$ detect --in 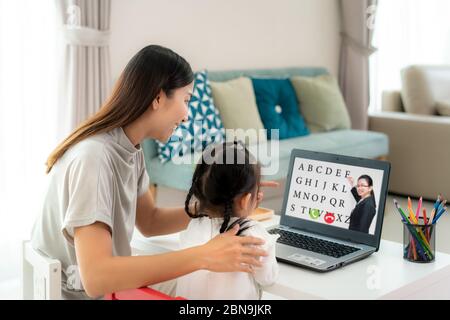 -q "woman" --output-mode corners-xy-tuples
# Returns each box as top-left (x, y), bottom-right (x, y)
(31, 45), (276, 299)
(346, 175), (377, 233)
